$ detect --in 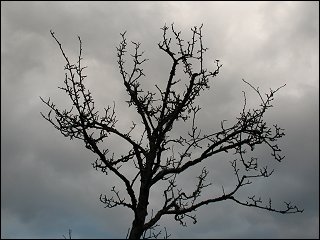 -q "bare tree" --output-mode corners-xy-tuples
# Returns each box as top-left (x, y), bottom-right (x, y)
(62, 229), (72, 239)
(41, 24), (303, 239)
